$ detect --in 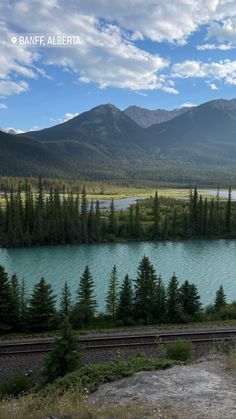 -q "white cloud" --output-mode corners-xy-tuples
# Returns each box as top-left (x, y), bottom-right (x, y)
(172, 59), (236, 86)
(64, 112), (79, 121)
(0, 127), (24, 134)
(206, 18), (236, 44)
(0, 103), (7, 109)
(181, 102), (197, 107)
(1, 0), (236, 96)
(207, 82), (218, 90)
(76, 0), (236, 44)
(0, 1), (173, 93)
(0, 80), (29, 97)
(197, 43), (234, 50)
